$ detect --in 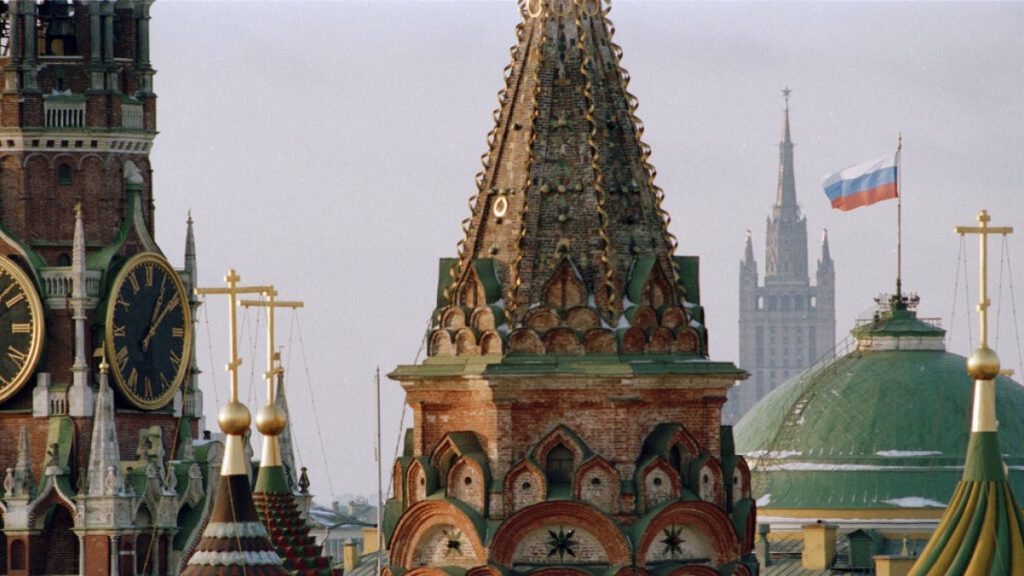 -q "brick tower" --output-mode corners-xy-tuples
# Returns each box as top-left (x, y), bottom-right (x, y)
(728, 91), (835, 423)
(0, 2), (216, 574)
(385, 1), (757, 575)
